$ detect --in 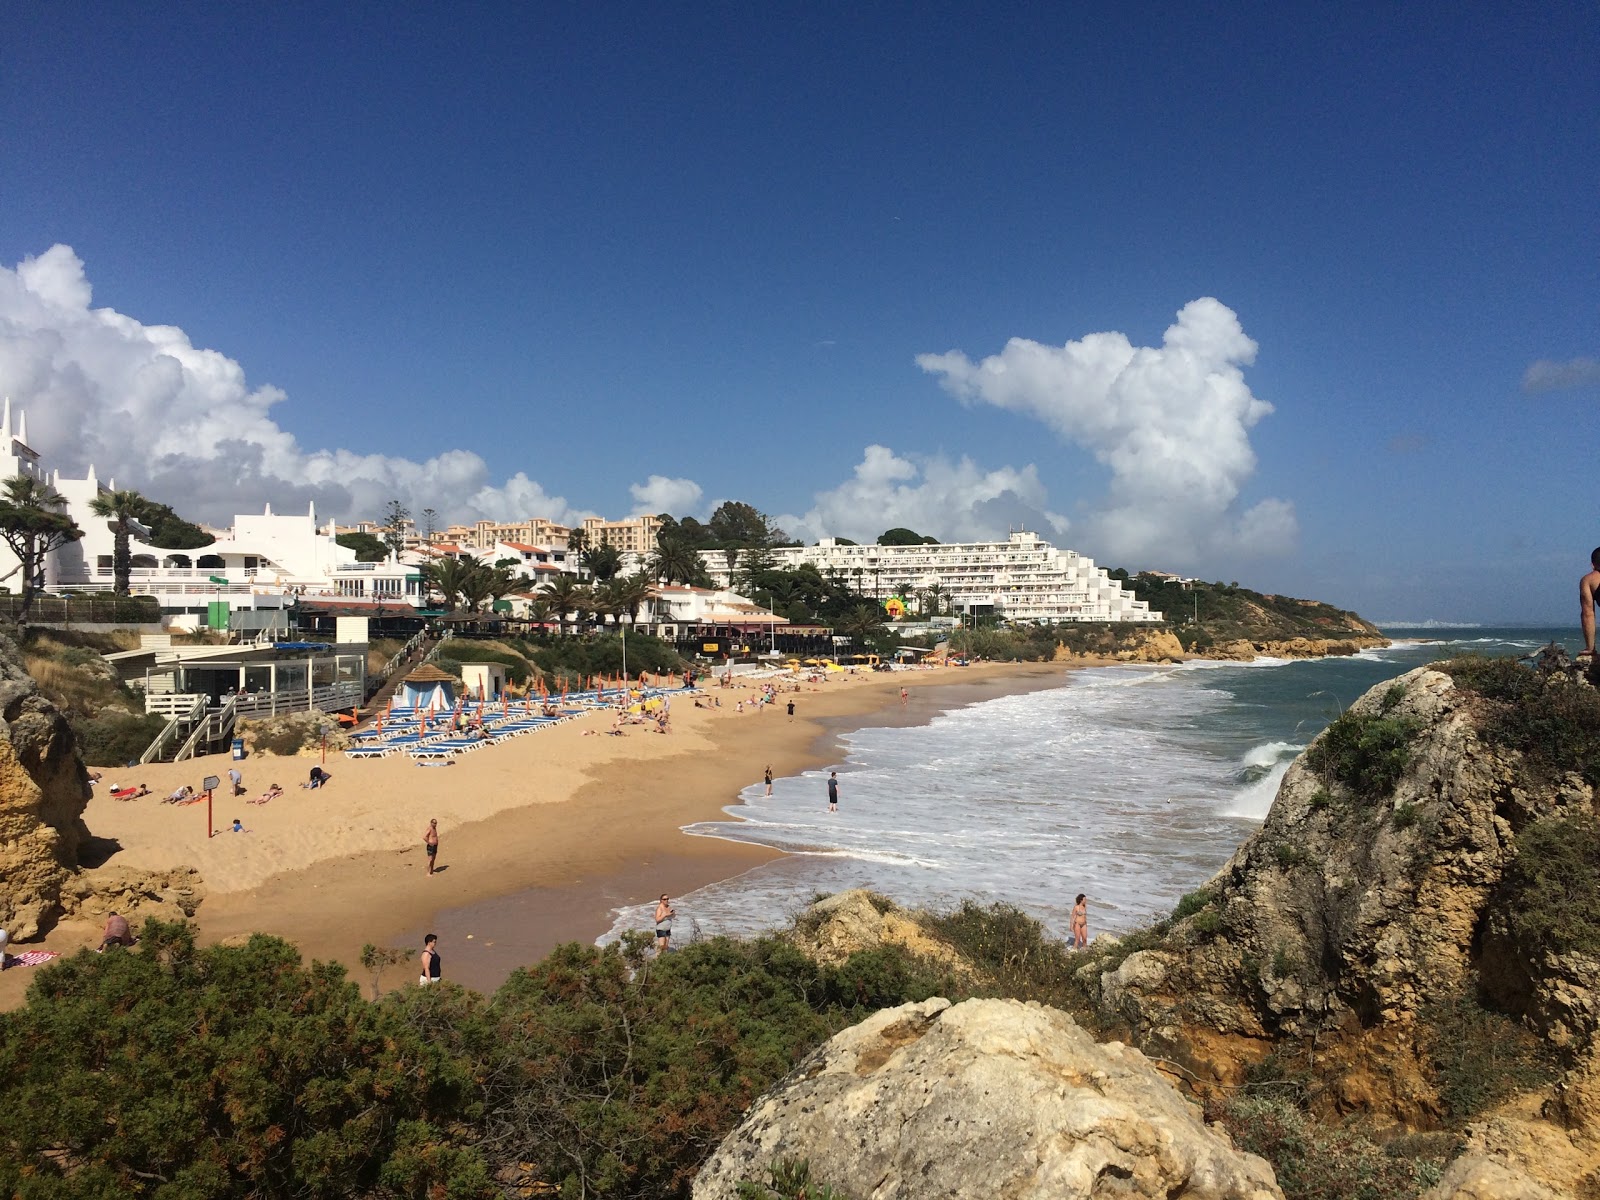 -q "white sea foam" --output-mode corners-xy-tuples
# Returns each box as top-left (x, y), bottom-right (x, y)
(599, 628), (1573, 950)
